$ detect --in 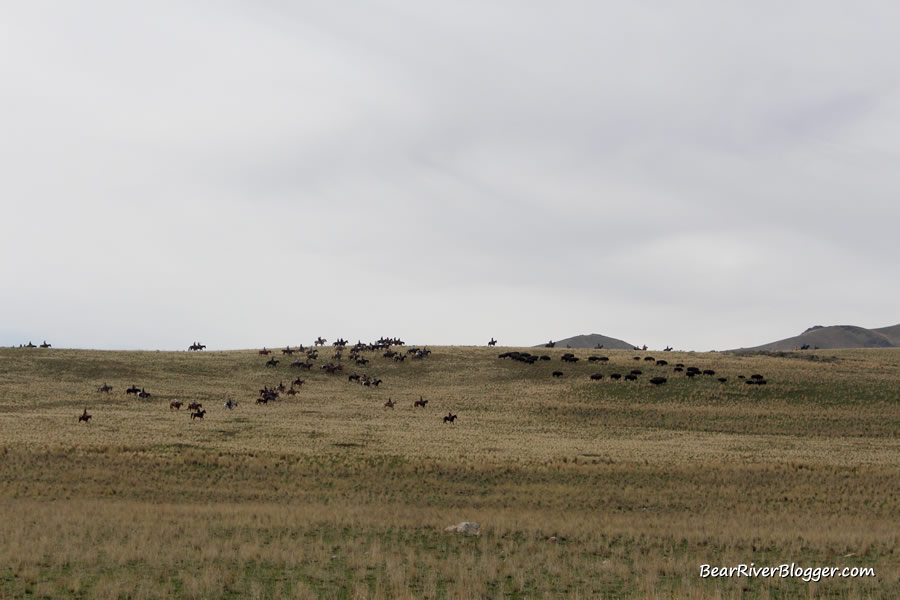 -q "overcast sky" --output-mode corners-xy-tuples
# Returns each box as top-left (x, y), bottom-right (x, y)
(2, 1), (899, 351)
